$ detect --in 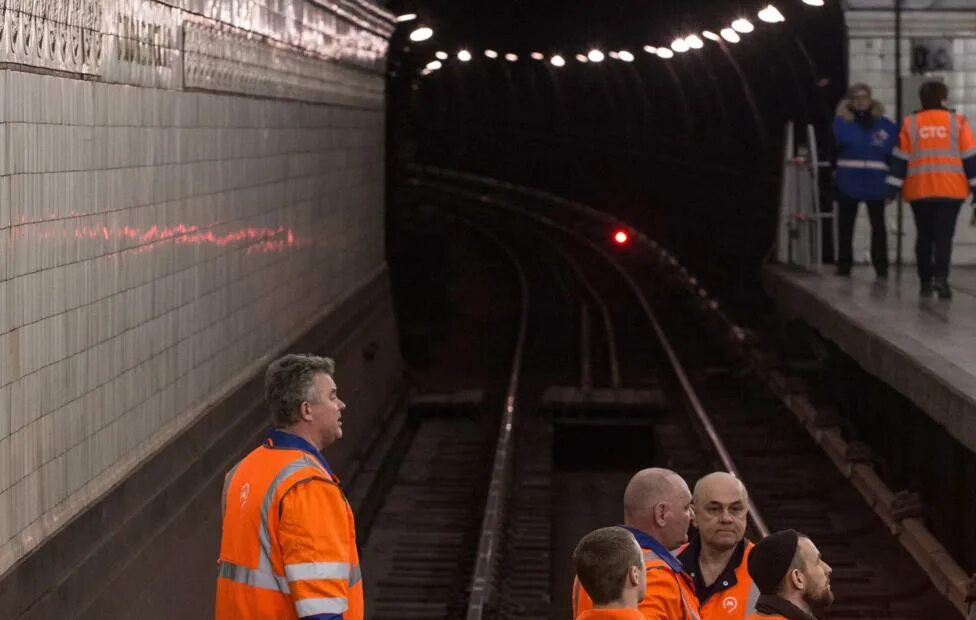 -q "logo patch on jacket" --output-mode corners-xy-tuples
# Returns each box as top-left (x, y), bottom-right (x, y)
(722, 596), (738, 612)
(871, 129), (890, 147)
